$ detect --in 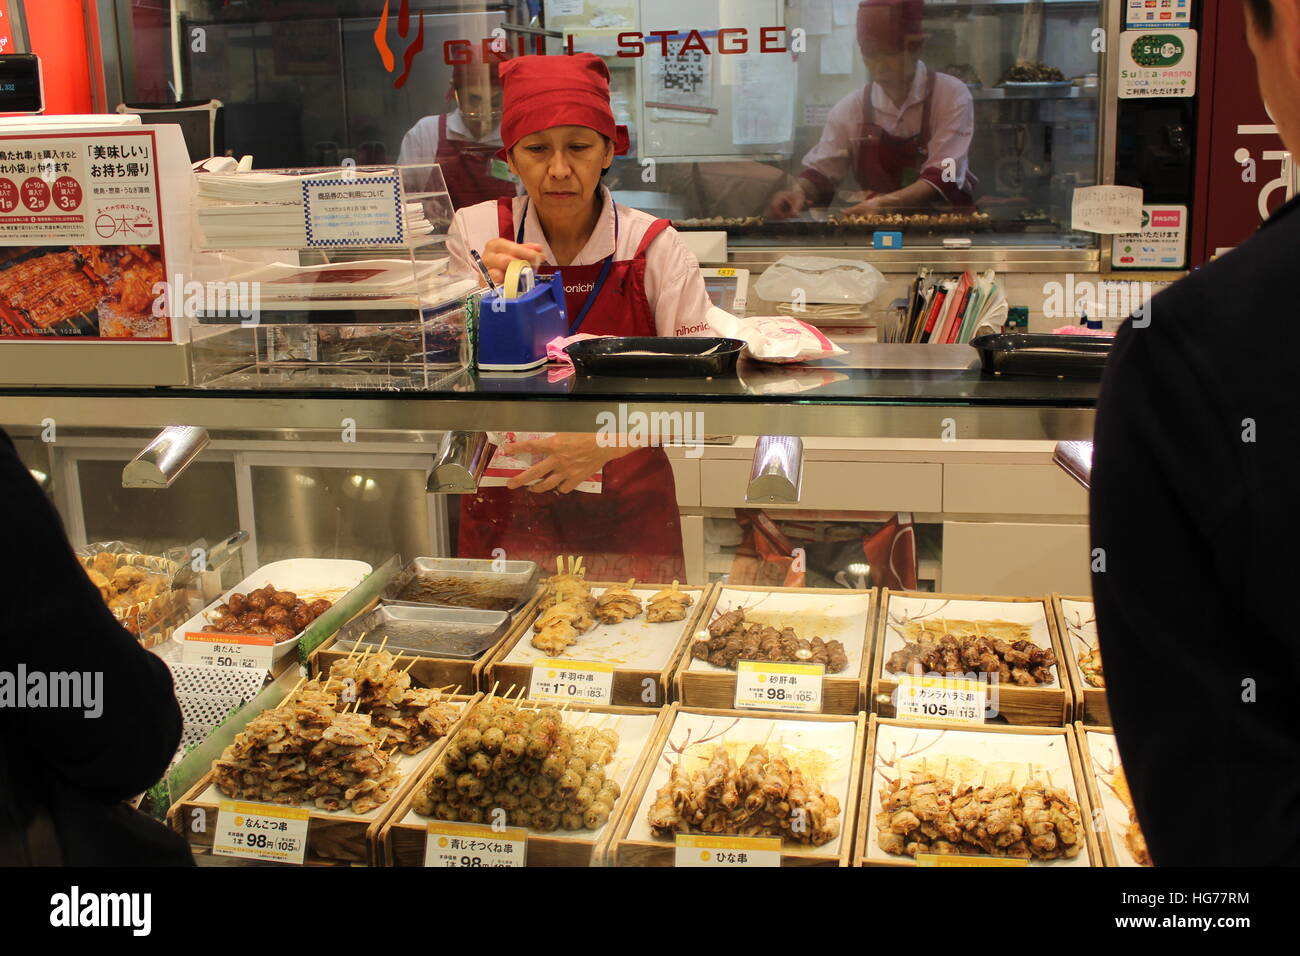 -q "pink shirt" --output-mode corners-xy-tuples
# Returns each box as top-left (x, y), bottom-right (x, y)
(446, 186), (715, 336)
(800, 63), (975, 202)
